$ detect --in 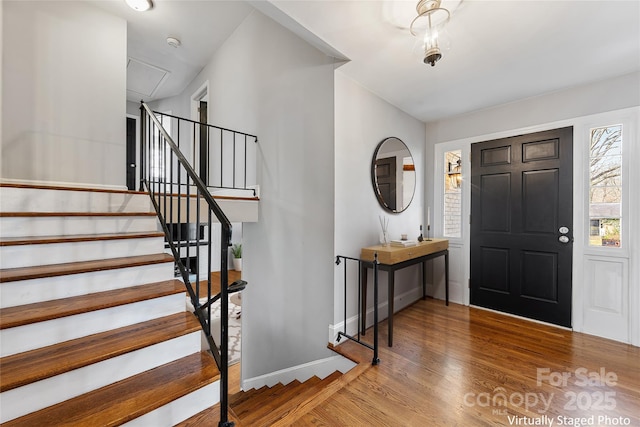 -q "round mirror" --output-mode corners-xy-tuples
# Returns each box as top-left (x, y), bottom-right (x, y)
(371, 137), (416, 213)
